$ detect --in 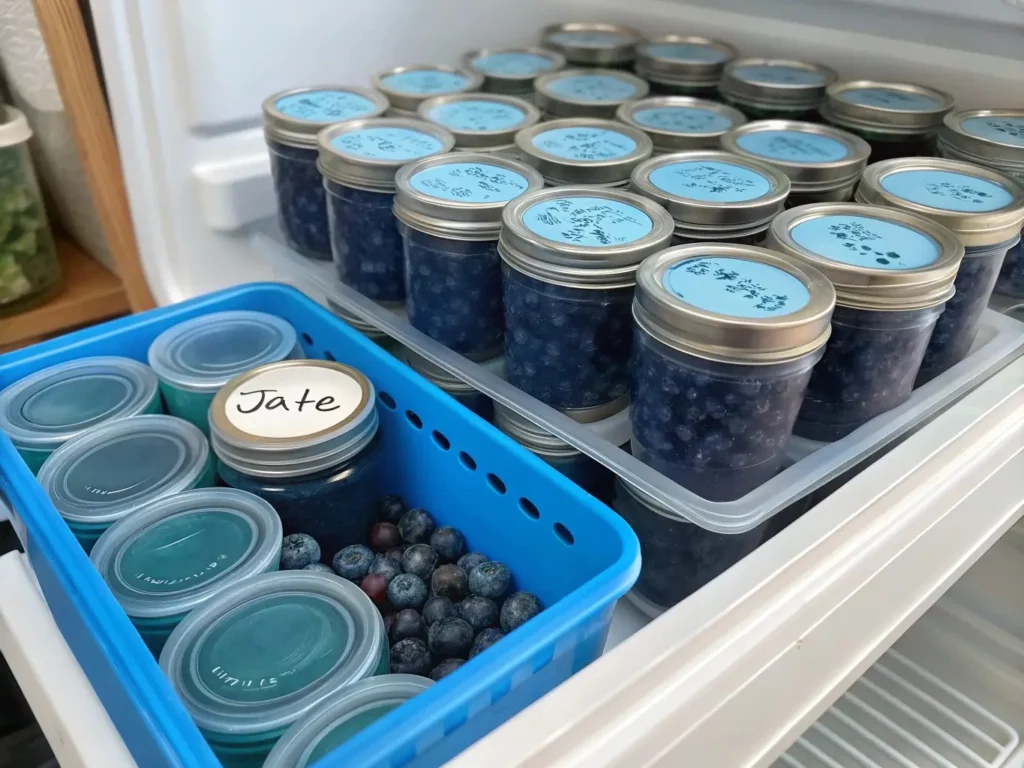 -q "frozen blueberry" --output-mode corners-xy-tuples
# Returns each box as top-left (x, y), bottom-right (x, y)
(422, 596), (456, 627)
(500, 592), (543, 633)
(427, 617), (475, 660)
(430, 658), (466, 682)
(457, 596), (499, 633)
(457, 552), (488, 573)
(388, 573), (429, 610)
(332, 544), (374, 582)
(369, 522), (402, 552)
(379, 494), (408, 524)
(469, 627), (505, 659)
(468, 561), (511, 601)
(383, 613), (395, 635)
(267, 139), (331, 259)
(429, 527), (466, 564)
(390, 637), (433, 676)
(398, 508), (436, 545)
(401, 544), (438, 580)
(389, 609), (426, 644)
(302, 562), (335, 574)
(385, 546), (407, 563)
(995, 237), (1024, 298)
(280, 533), (321, 570)
(431, 564), (469, 602)
(368, 555), (403, 584)
(360, 573), (389, 606)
